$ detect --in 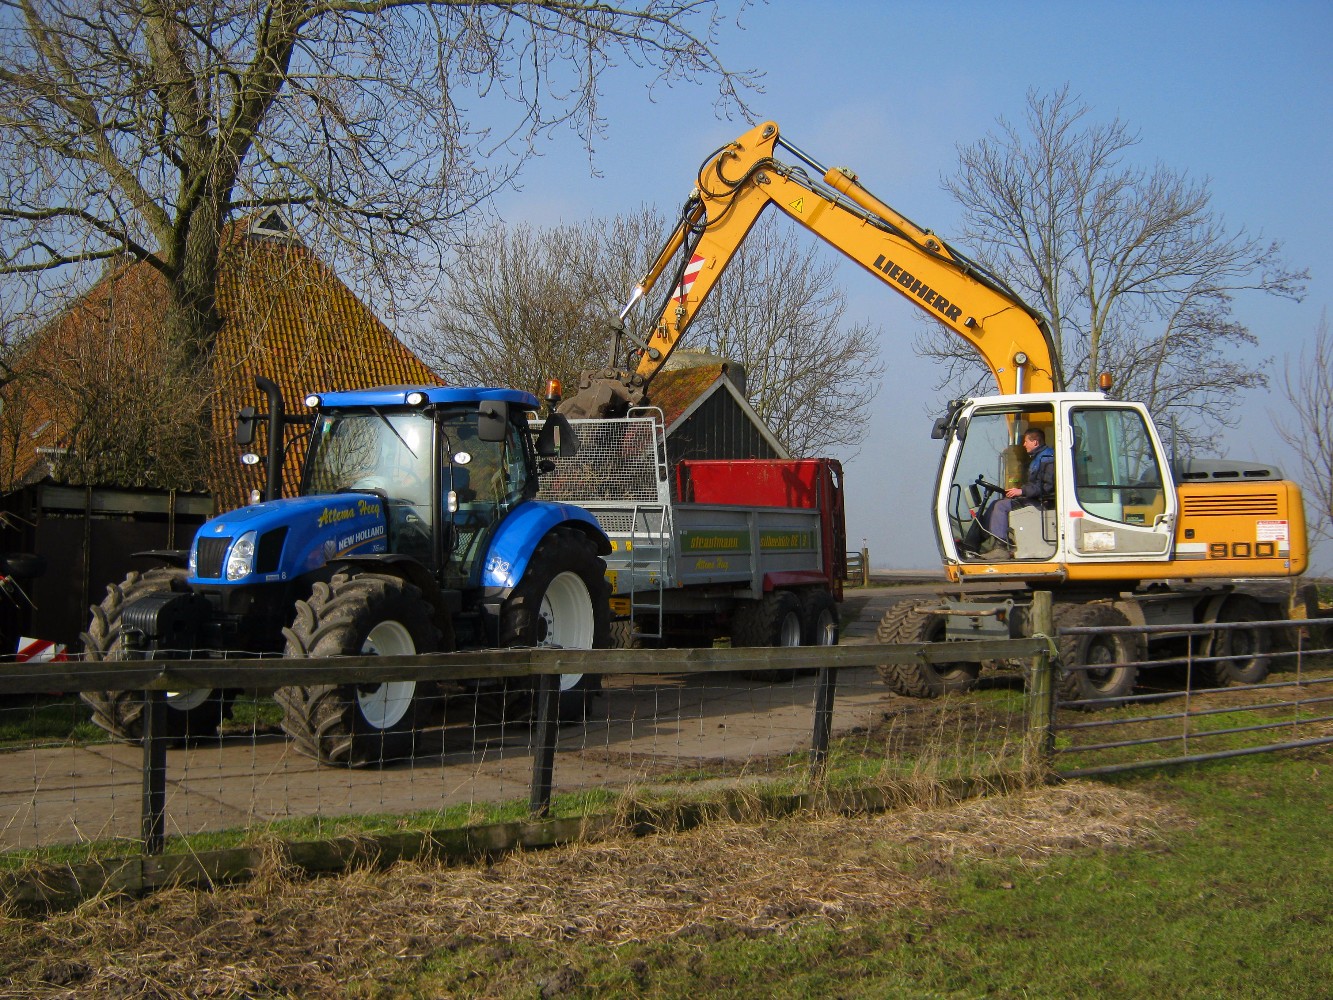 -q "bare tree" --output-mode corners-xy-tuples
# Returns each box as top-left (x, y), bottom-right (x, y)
(679, 214), (884, 456)
(414, 208), (666, 394)
(415, 210), (884, 455)
(0, 264), (213, 491)
(1277, 312), (1333, 545)
(0, 0), (757, 360)
(919, 86), (1307, 453)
